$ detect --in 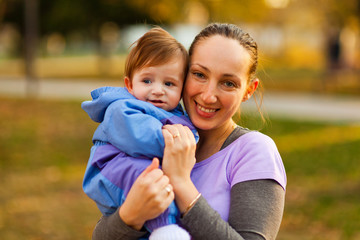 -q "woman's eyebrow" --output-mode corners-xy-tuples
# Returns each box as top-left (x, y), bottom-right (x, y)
(222, 73), (240, 79)
(191, 63), (242, 81)
(190, 63), (210, 72)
